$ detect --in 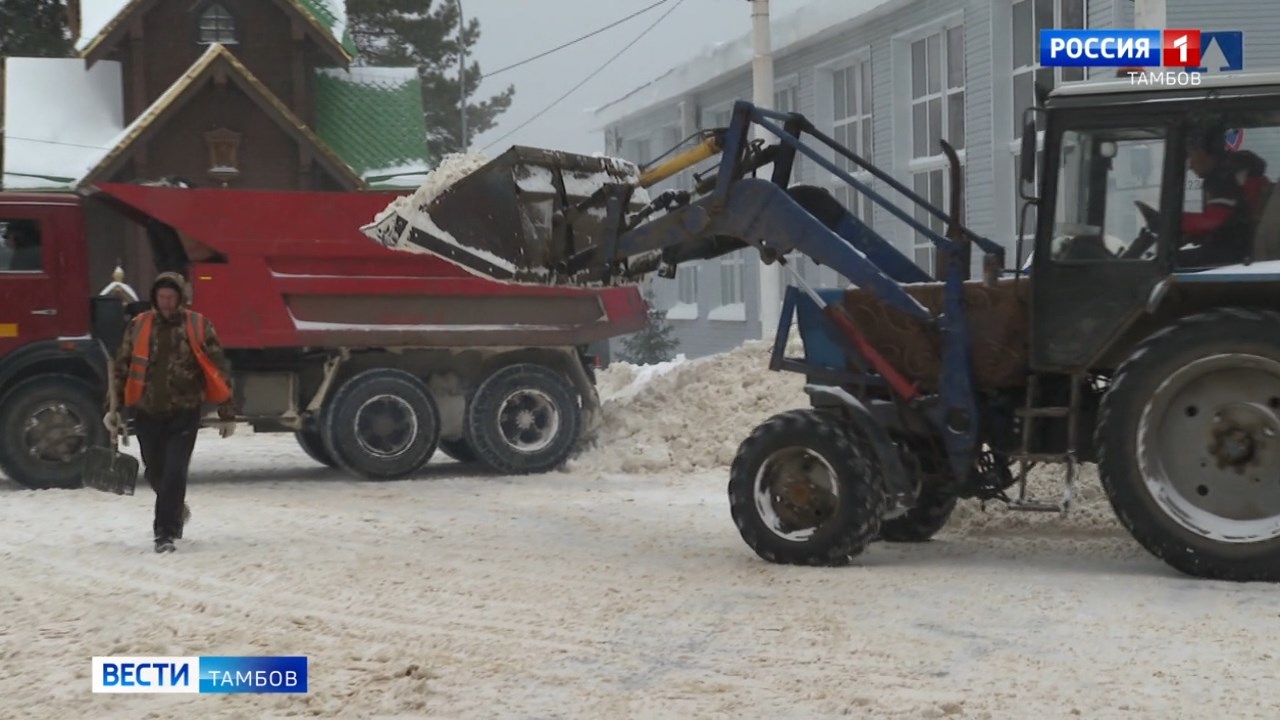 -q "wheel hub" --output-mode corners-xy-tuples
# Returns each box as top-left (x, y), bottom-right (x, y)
(23, 402), (89, 462)
(353, 394), (418, 459)
(498, 389), (560, 454)
(754, 447), (839, 541)
(1138, 354), (1280, 543)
